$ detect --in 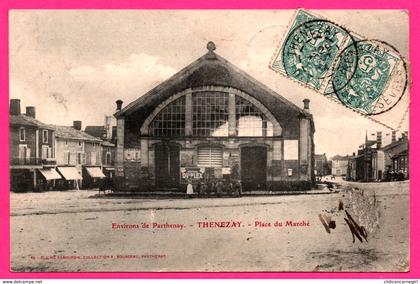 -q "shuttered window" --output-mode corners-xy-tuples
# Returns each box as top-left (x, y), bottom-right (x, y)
(197, 146), (223, 168)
